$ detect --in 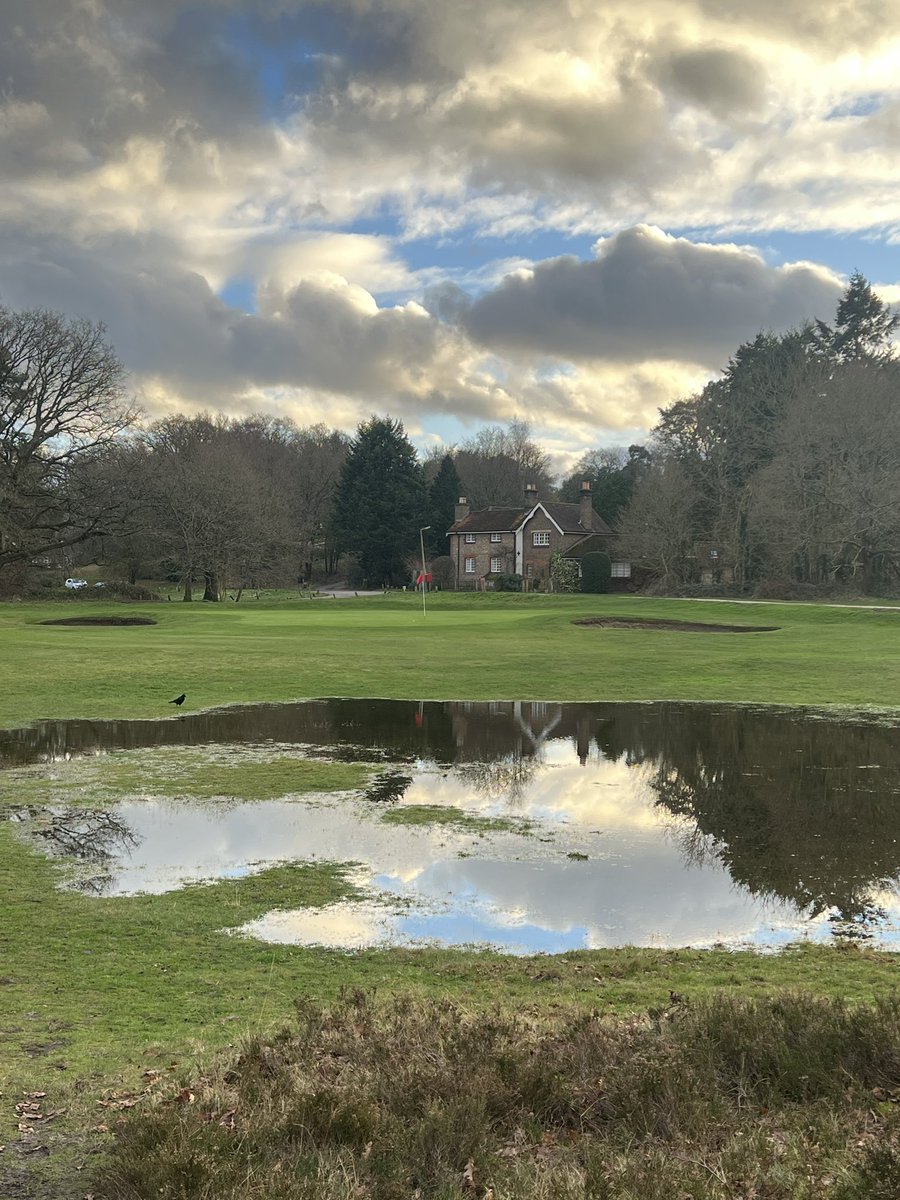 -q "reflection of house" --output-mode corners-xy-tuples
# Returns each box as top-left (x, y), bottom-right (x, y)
(447, 482), (630, 589)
